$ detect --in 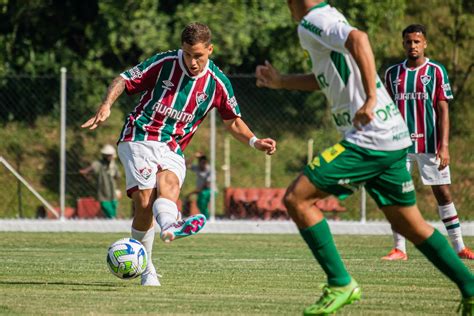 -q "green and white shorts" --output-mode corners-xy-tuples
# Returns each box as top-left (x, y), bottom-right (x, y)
(303, 140), (416, 208)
